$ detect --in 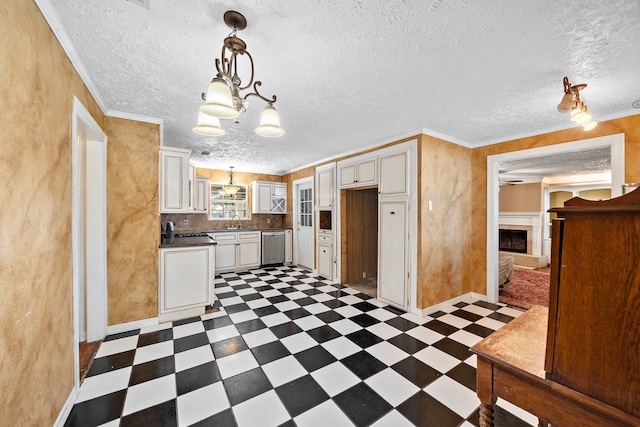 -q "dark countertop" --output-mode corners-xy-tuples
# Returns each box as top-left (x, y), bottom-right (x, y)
(159, 235), (216, 249)
(205, 228), (291, 233)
